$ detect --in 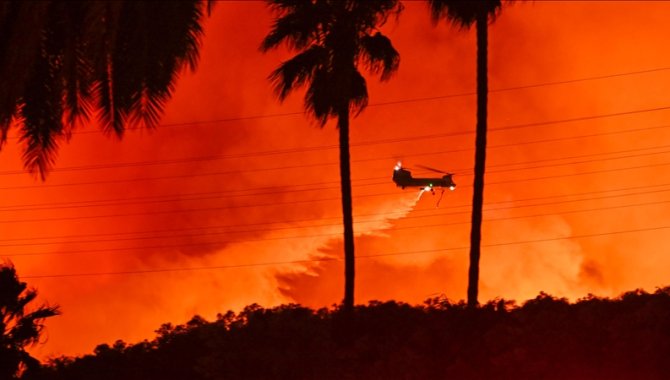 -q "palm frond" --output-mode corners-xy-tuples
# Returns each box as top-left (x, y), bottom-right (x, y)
(12, 290), (38, 318)
(19, 38), (65, 179)
(8, 304), (59, 346)
(96, 1), (206, 132)
(128, 86), (173, 130)
(0, 1), (49, 141)
(92, 1), (124, 136)
(260, 0), (328, 52)
(110, 2), (150, 130)
(305, 67), (337, 126)
(56, 1), (96, 130)
(352, 0), (403, 30)
(0, 0), (210, 175)
(360, 32), (399, 81)
(156, 0), (206, 72)
(94, 57), (125, 136)
(269, 45), (327, 101)
(348, 69), (369, 116)
(263, 0), (399, 130)
(0, 265), (25, 308)
(62, 46), (94, 130)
